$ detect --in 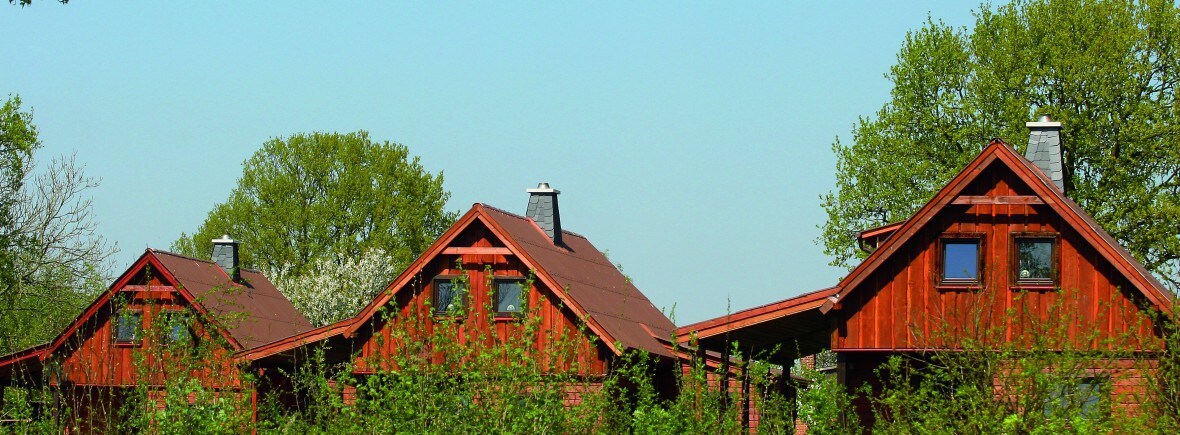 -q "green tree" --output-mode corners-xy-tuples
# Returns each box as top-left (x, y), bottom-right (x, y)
(0, 95), (112, 353)
(174, 131), (456, 291)
(821, 0), (1180, 291)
